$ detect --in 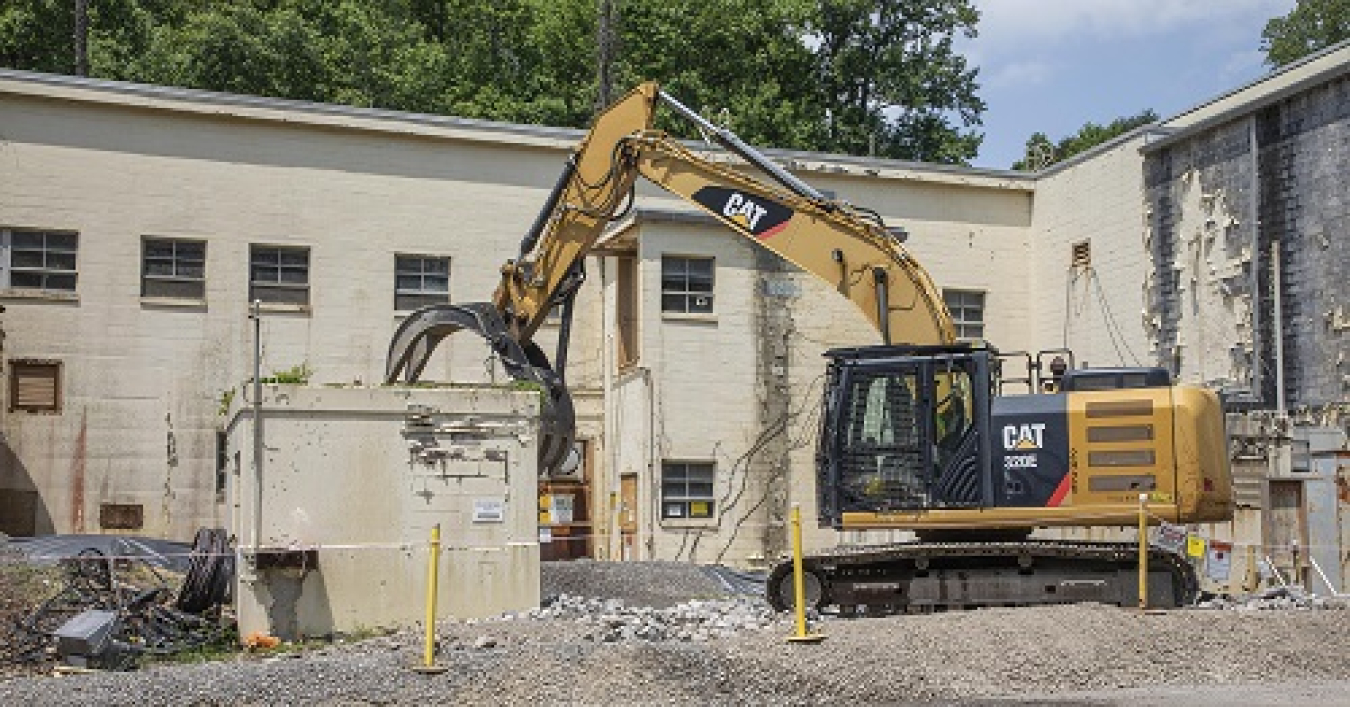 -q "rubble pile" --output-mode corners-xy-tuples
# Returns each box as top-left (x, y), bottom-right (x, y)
(515, 593), (780, 643)
(1196, 586), (1350, 611)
